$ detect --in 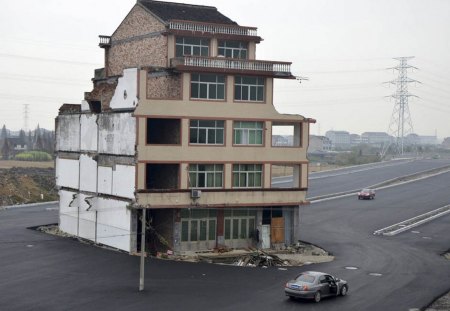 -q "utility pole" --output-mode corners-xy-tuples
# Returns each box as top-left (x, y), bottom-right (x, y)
(381, 57), (419, 158)
(23, 104), (29, 132)
(139, 208), (146, 291)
